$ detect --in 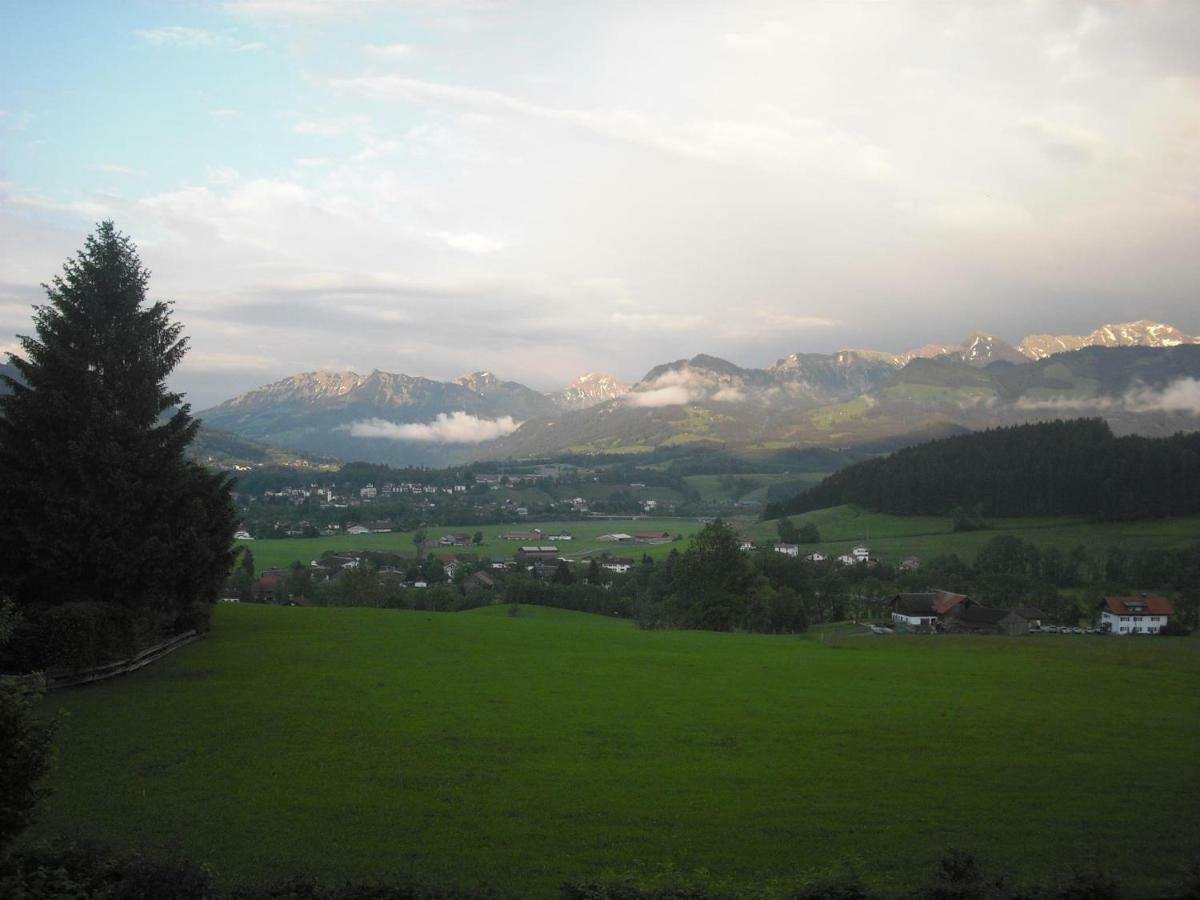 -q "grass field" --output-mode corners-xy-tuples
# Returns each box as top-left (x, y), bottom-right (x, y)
(237, 517), (715, 575)
(31, 604), (1200, 897)
(750, 505), (1200, 564)
(683, 472), (829, 505)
